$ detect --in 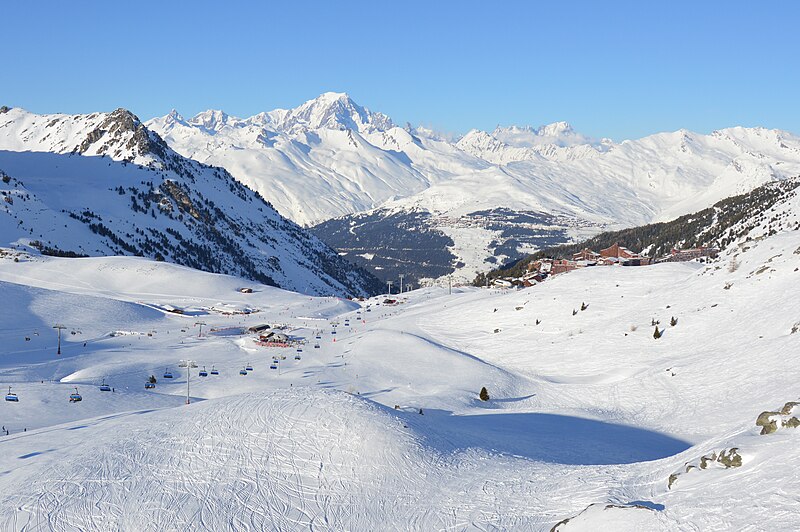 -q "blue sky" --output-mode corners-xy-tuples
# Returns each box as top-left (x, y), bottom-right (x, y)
(2, 1), (798, 140)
